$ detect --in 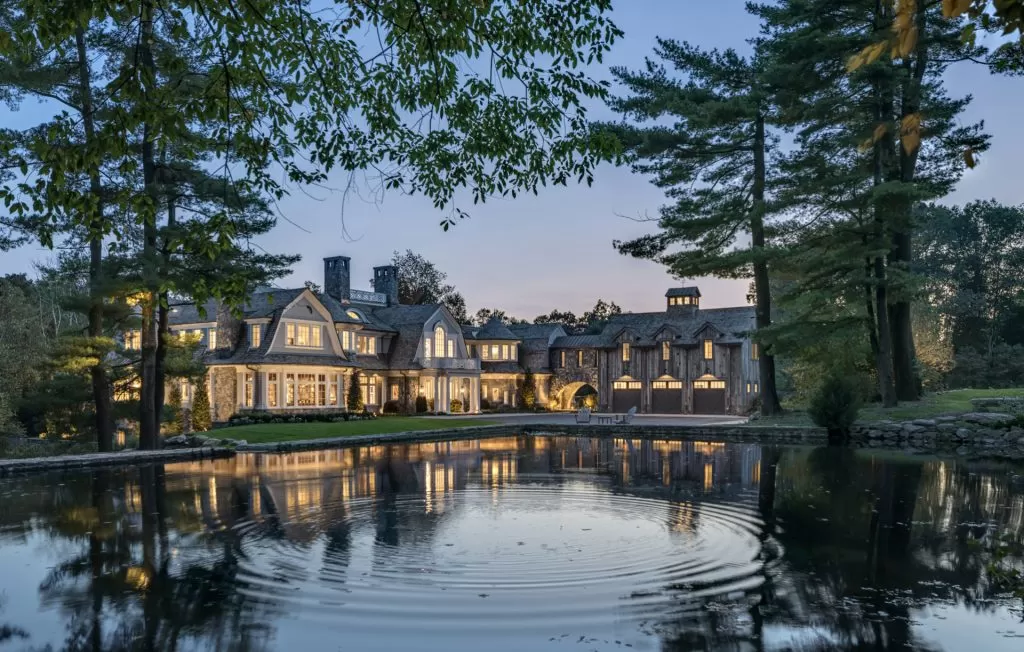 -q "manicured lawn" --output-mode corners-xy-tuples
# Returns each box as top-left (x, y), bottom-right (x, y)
(215, 417), (499, 444)
(761, 387), (1024, 427)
